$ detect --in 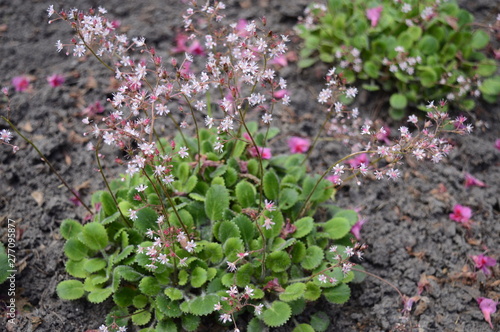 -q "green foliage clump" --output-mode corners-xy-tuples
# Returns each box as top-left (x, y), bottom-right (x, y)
(296, 0), (500, 118)
(57, 125), (362, 332)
